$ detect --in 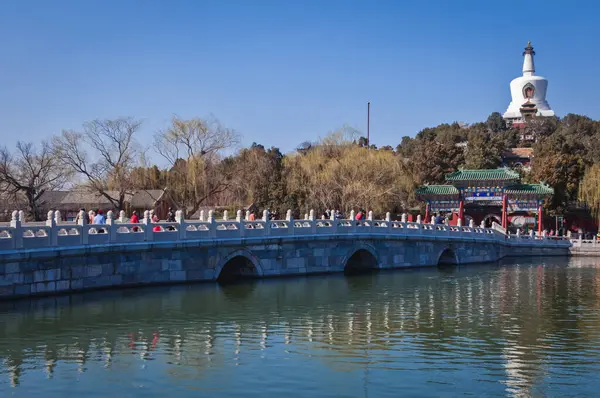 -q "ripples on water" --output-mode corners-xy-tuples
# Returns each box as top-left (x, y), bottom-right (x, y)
(2, 257), (600, 397)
